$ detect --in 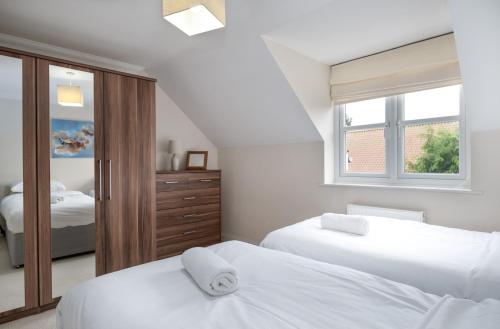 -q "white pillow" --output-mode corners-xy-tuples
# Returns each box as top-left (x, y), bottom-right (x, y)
(10, 180), (66, 193)
(10, 181), (24, 193)
(51, 181), (66, 192)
